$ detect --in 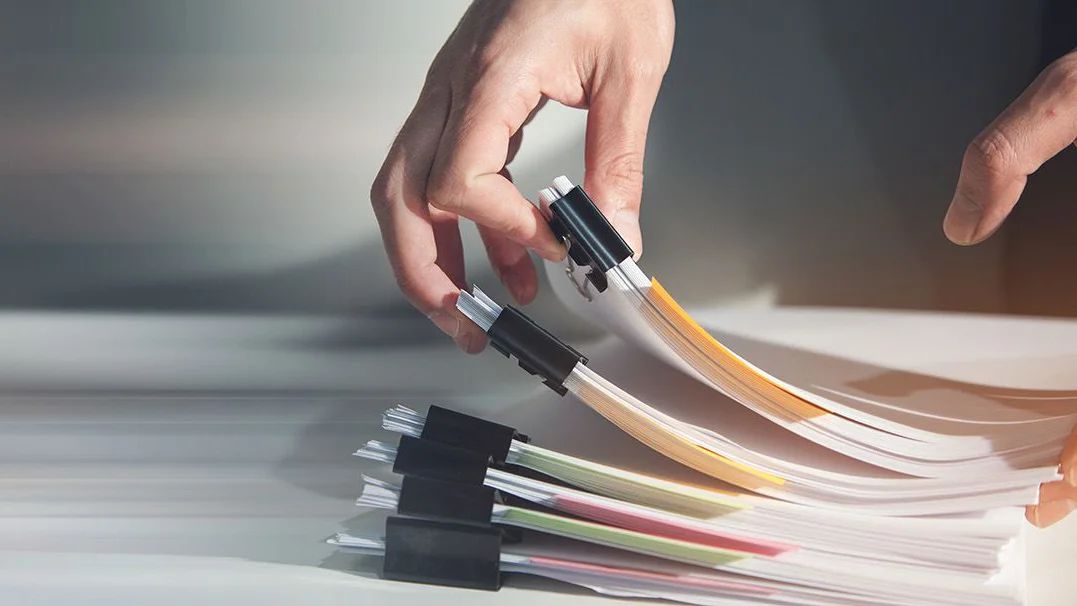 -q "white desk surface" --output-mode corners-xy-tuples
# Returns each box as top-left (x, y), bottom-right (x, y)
(1, 310), (1074, 606)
